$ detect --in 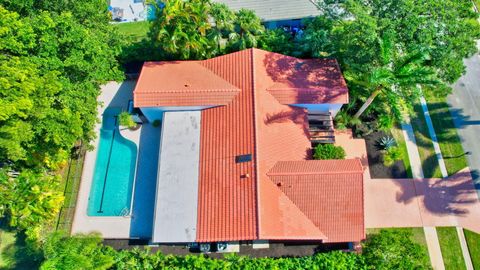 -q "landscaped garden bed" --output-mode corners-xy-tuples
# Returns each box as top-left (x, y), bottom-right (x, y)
(364, 131), (408, 179)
